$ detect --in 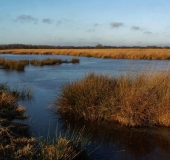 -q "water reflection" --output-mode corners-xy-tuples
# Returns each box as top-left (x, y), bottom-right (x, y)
(59, 117), (170, 159)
